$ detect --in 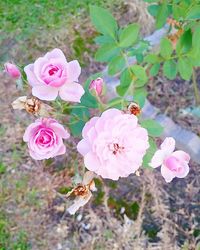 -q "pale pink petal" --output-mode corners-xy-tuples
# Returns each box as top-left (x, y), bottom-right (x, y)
(59, 82), (85, 102)
(32, 85), (59, 101)
(82, 117), (99, 138)
(23, 121), (41, 142)
(175, 163), (190, 178)
(45, 48), (67, 61)
(172, 150), (190, 163)
(84, 152), (101, 172)
(101, 108), (122, 119)
(49, 123), (70, 139)
(77, 139), (91, 156)
(55, 144), (66, 156)
(161, 164), (175, 183)
(67, 60), (81, 82)
(160, 137), (175, 155)
(33, 57), (49, 81)
(24, 64), (40, 86)
(149, 150), (166, 168)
